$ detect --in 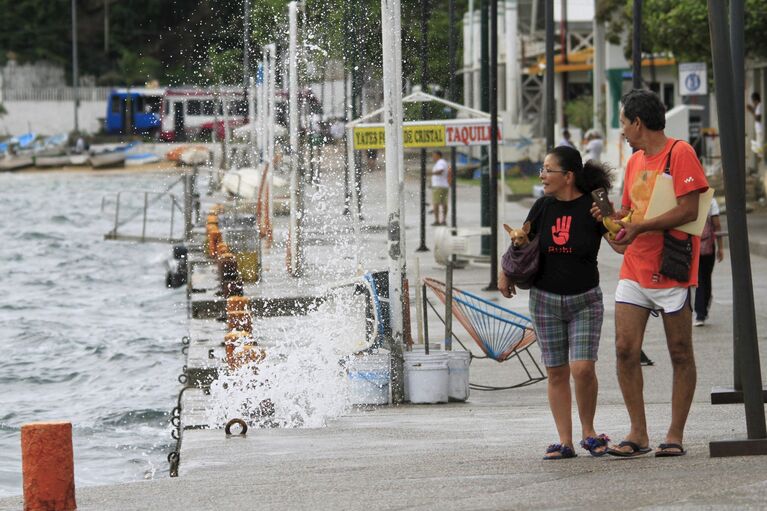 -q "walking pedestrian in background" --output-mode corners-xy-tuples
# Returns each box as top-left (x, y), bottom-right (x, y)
(694, 197), (725, 327)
